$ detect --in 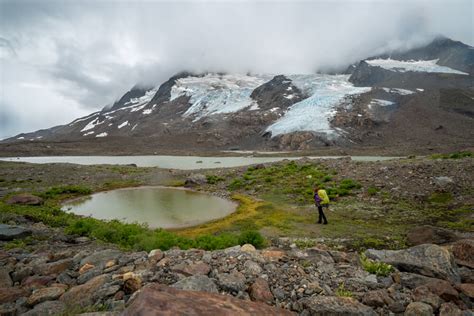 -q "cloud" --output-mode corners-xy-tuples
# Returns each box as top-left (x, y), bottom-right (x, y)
(0, 0), (472, 138)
